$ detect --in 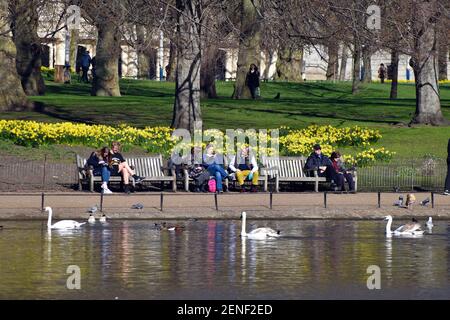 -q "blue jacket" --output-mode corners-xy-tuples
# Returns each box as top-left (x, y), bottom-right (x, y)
(80, 53), (91, 68)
